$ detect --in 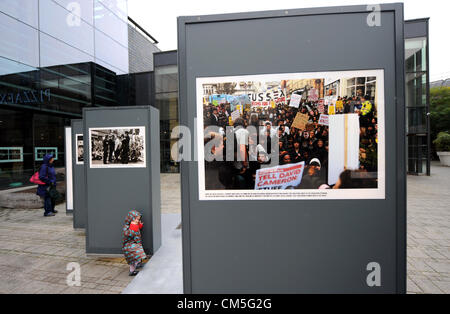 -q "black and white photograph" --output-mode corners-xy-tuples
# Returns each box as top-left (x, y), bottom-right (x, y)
(89, 127), (146, 168)
(76, 134), (84, 165)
